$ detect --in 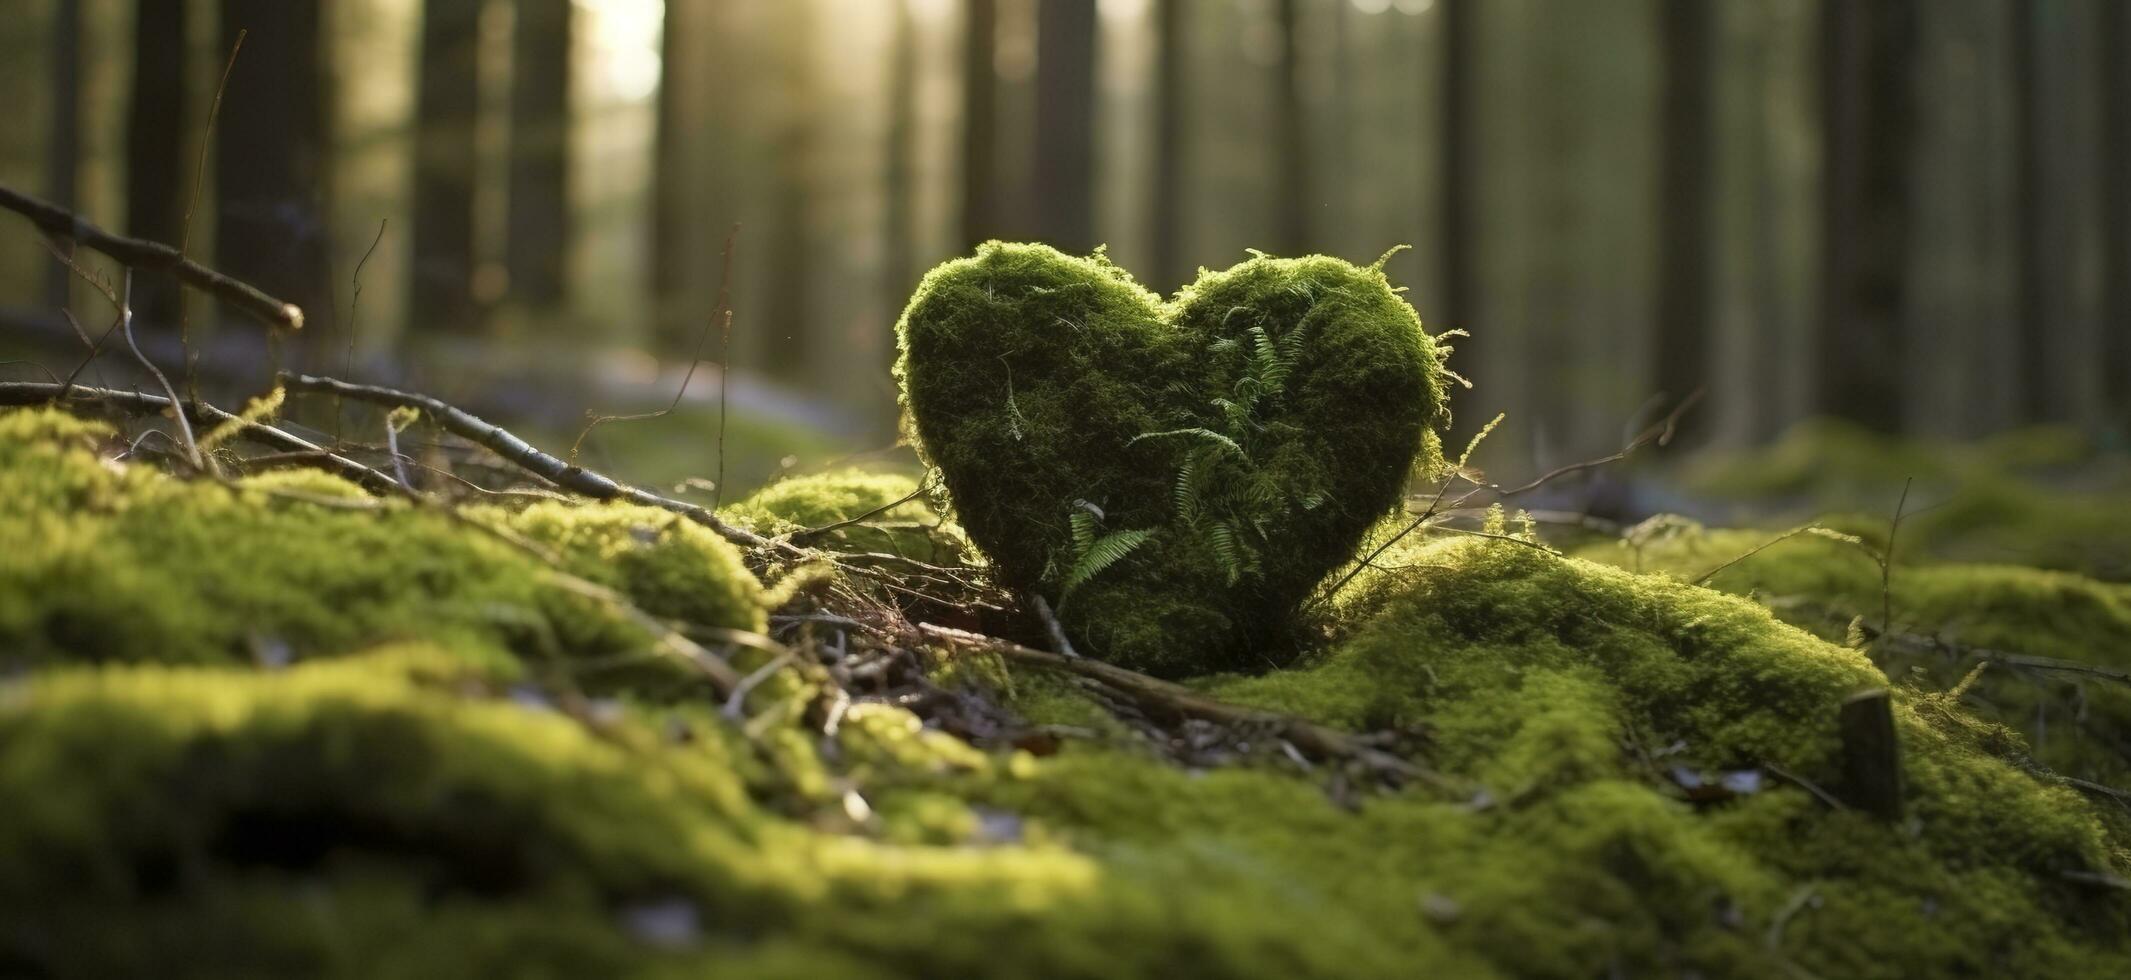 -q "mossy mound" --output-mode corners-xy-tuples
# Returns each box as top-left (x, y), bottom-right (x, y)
(5, 406), (2128, 978)
(1575, 520), (2131, 790)
(896, 242), (1449, 676)
(721, 468), (971, 565)
(0, 408), (763, 687)
(1684, 419), (2131, 580)
(978, 537), (2131, 977)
